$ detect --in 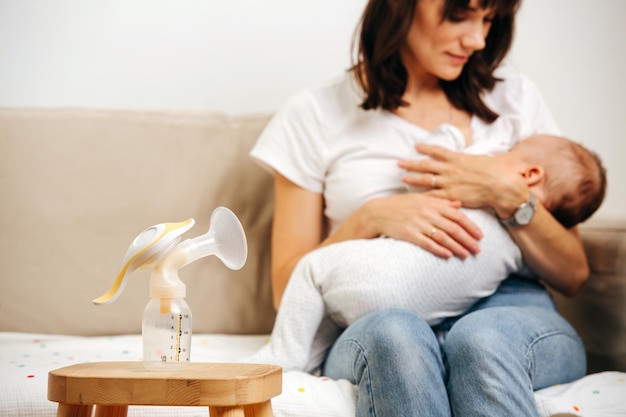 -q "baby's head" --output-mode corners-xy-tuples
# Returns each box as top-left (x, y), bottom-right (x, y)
(511, 134), (607, 228)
